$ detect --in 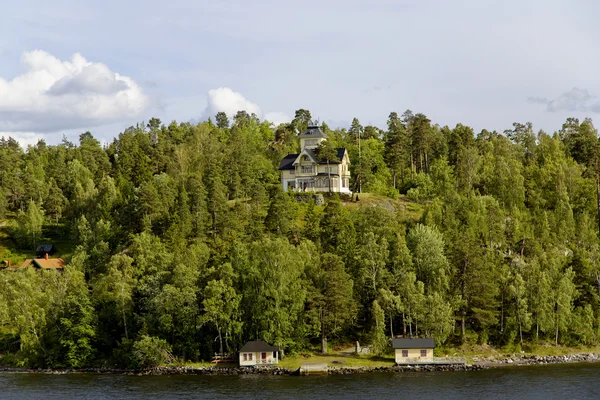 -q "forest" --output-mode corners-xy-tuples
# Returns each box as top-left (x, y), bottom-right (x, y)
(1, 109), (600, 368)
